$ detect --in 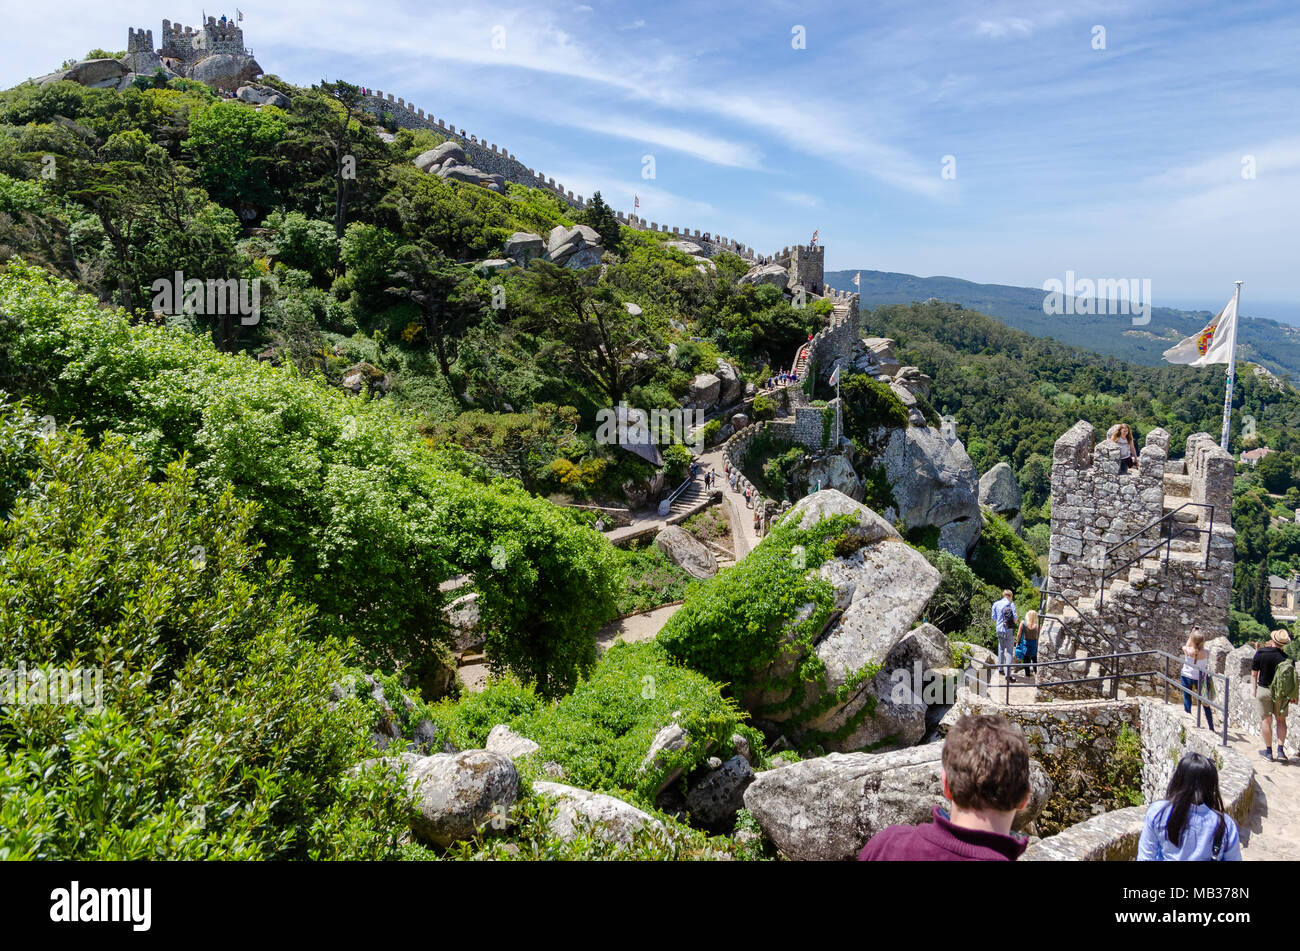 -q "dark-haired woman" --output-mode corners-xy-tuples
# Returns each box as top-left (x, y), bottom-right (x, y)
(1137, 752), (1241, 860)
